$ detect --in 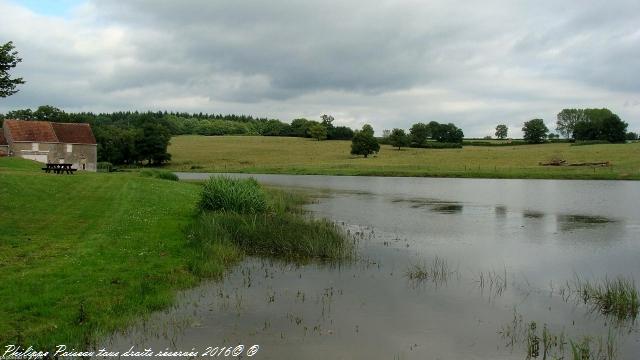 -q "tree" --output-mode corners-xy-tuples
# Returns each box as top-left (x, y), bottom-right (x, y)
(409, 122), (430, 146)
(328, 126), (354, 140)
(351, 124), (380, 158)
(308, 123), (327, 141)
(34, 105), (69, 122)
(522, 119), (549, 143)
(320, 114), (334, 128)
(388, 128), (410, 150)
(135, 123), (172, 165)
(432, 123), (464, 143)
(495, 124), (508, 139)
(0, 41), (25, 98)
(289, 118), (311, 137)
(556, 109), (586, 139)
(600, 114), (628, 143)
(573, 110), (628, 143)
(627, 132), (638, 141)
